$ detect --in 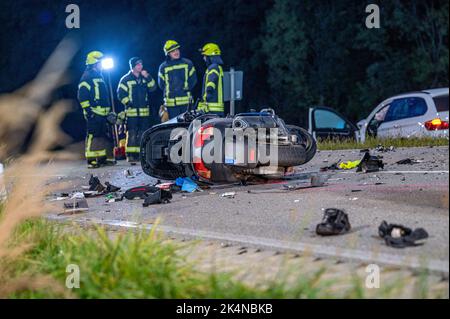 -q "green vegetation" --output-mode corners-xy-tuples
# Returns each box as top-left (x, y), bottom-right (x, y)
(3, 219), (340, 298)
(0, 218), (444, 298)
(317, 137), (449, 150)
